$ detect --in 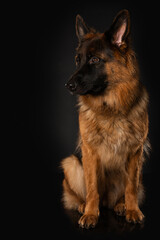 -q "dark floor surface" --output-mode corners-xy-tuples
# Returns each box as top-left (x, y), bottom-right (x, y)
(23, 169), (158, 240)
